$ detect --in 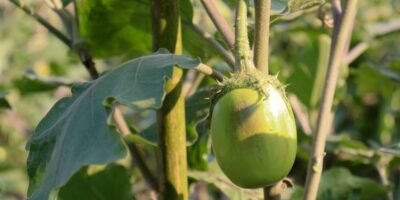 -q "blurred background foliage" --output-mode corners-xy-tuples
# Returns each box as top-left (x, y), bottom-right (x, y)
(0, 0), (399, 199)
